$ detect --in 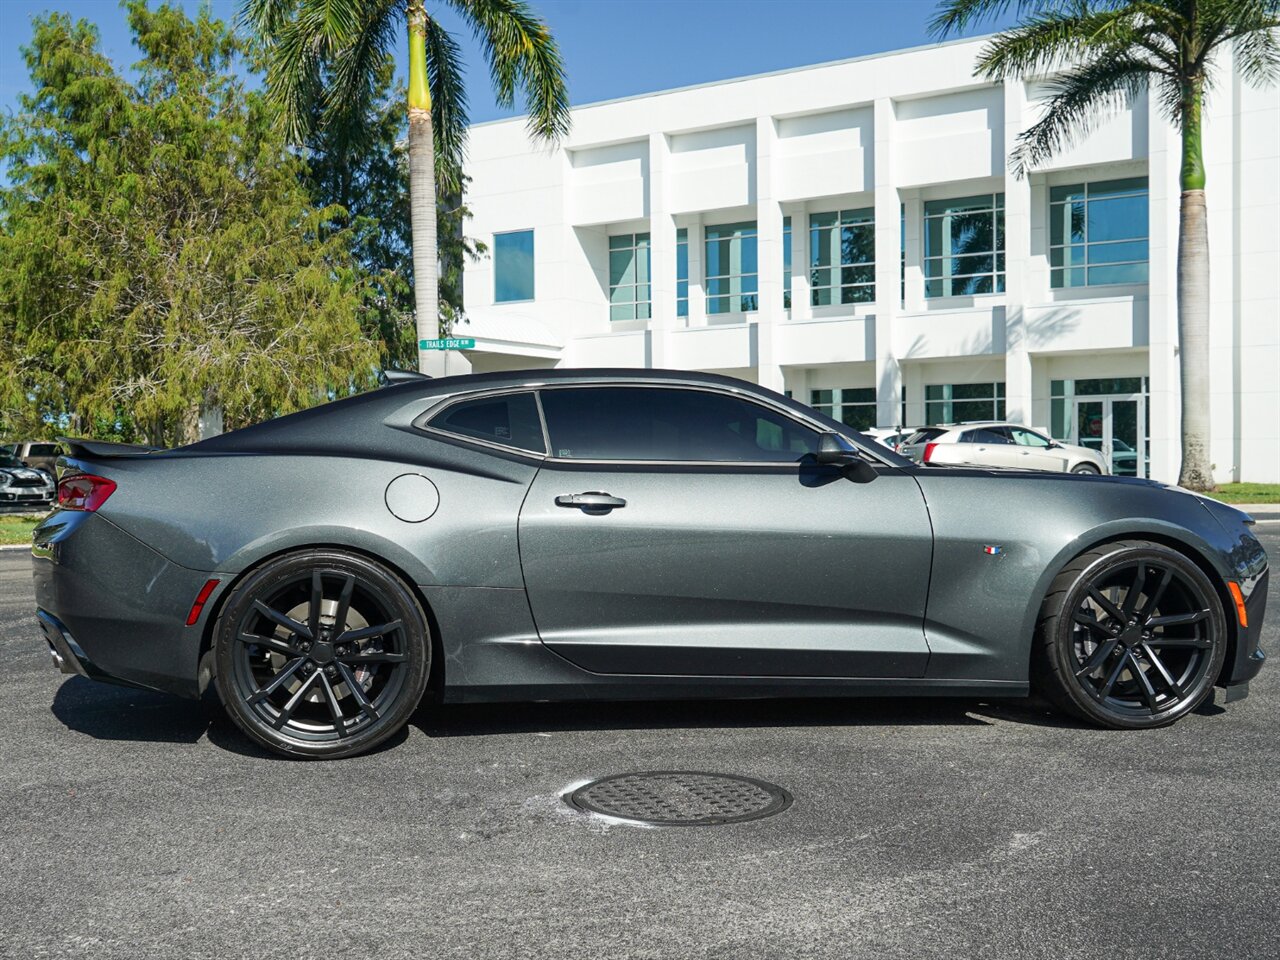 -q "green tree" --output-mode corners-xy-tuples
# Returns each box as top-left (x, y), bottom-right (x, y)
(932, 0), (1280, 491)
(0, 2), (381, 446)
(297, 55), (485, 370)
(244, 0), (571, 374)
